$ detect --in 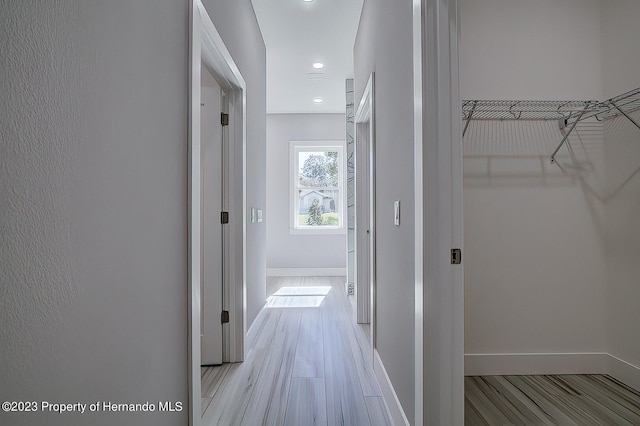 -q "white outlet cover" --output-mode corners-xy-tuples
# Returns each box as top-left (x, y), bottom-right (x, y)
(394, 201), (400, 226)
